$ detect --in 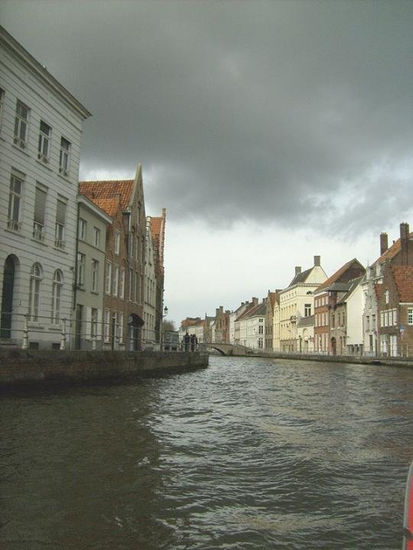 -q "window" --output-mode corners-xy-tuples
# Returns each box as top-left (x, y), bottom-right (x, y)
(119, 268), (125, 299)
(78, 218), (87, 241)
(55, 198), (66, 248)
(117, 312), (124, 344)
(29, 263), (42, 321)
(105, 262), (112, 294)
(408, 308), (413, 325)
(77, 253), (86, 288)
(129, 268), (134, 301)
(91, 308), (98, 339)
(93, 226), (101, 248)
(304, 303), (311, 317)
(33, 185), (47, 241)
(112, 265), (119, 296)
(258, 325), (264, 334)
(104, 309), (111, 343)
(385, 289), (389, 305)
(38, 121), (51, 161)
(135, 272), (140, 303)
(91, 260), (99, 292)
(14, 100), (29, 148)
(51, 270), (63, 324)
(114, 231), (121, 255)
(8, 171), (24, 232)
(59, 137), (71, 175)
